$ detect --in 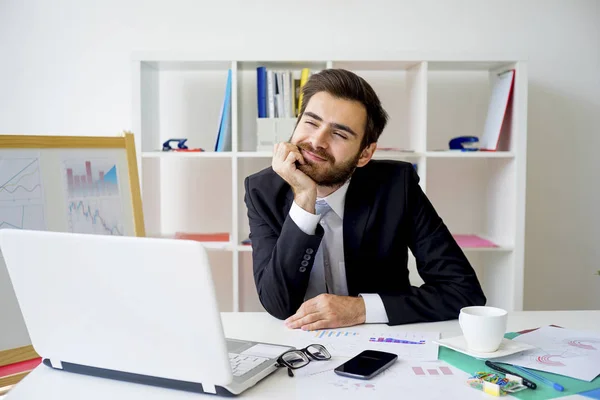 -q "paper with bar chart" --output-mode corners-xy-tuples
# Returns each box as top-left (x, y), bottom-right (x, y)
(295, 329), (439, 361)
(63, 158), (124, 236)
(0, 152), (47, 231)
(496, 325), (600, 381)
